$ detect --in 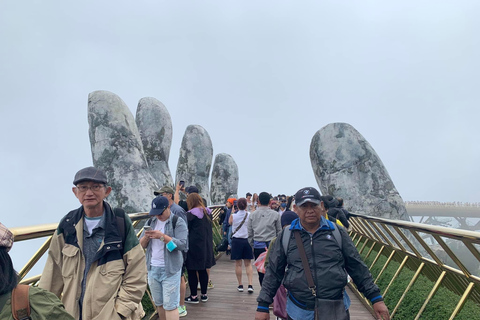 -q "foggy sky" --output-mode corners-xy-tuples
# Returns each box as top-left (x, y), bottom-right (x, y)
(1, 1), (479, 231)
